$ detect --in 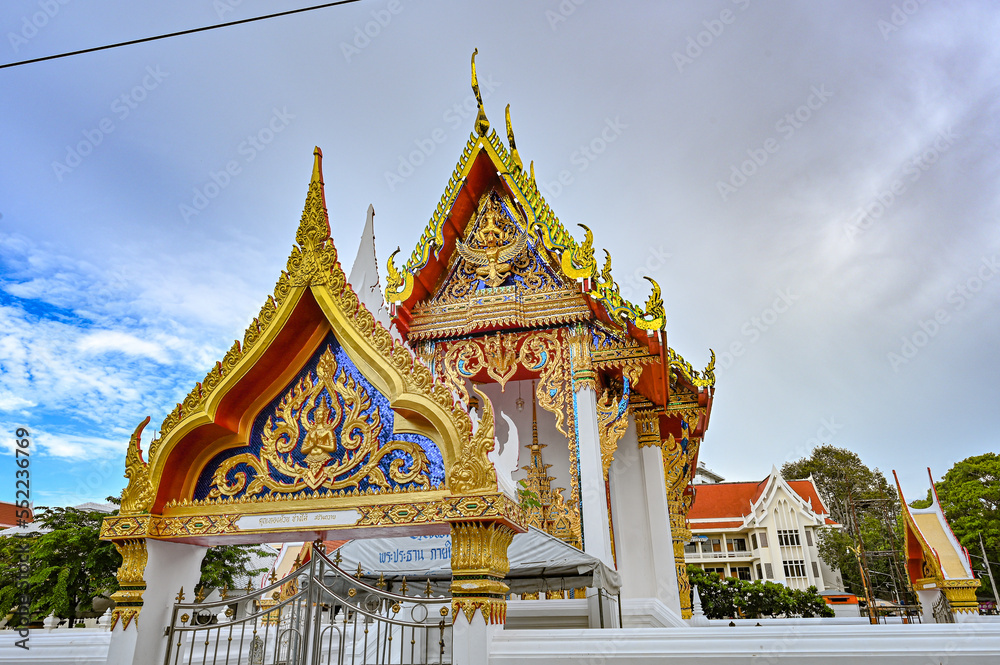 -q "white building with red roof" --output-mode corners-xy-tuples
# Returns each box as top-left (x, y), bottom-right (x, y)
(684, 466), (843, 591)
